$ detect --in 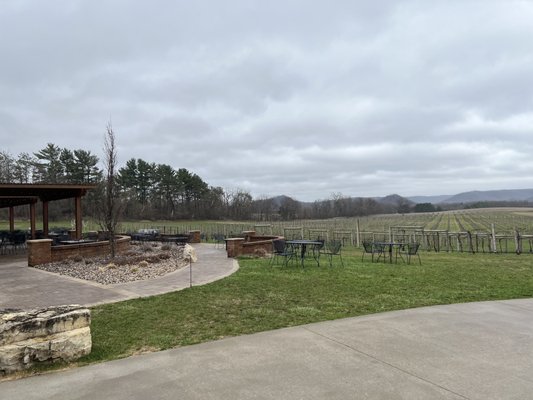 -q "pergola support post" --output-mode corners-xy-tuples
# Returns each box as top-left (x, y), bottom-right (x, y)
(75, 196), (82, 240)
(9, 206), (14, 231)
(43, 201), (49, 237)
(30, 202), (36, 239)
